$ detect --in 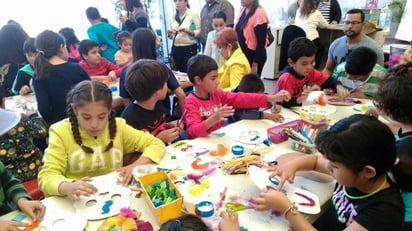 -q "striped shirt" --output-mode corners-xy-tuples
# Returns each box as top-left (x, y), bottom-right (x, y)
(319, 1), (331, 23)
(0, 161), (31, 215)
(332, 63), (386, 97)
